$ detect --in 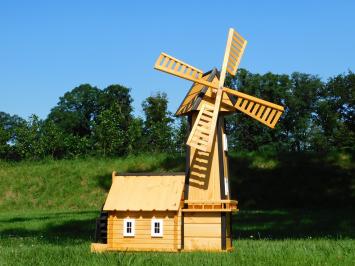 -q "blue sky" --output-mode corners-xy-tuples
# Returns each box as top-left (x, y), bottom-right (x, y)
(1, 1), (354, 119)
